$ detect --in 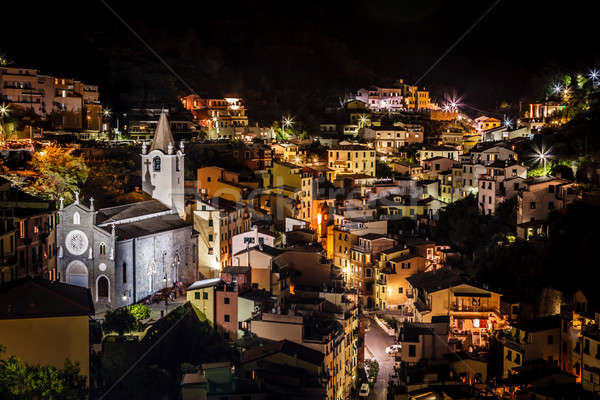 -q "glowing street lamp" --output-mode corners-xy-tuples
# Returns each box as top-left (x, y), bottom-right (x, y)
(358, 114), (368, 129)
(535, 148), (551, 176)
(282, 115), (294, 138)
(0, 103), (9, 118)
(589, 69), (599, 81)
(552, 83), (563, 95)
(103, 108), (111, 118)
(504, 118), (513, 129)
